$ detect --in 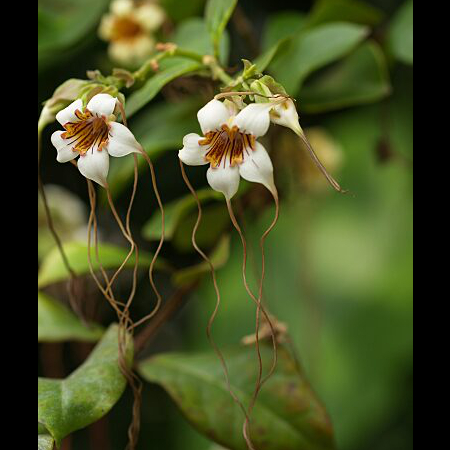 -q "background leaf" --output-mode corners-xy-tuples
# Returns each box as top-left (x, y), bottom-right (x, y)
(142, 188), (223, 242)
(388, 0), (413, 64)
(38, 324), (133, 446)
(205, 0), (238, 57)
(37, 242), (159, 288)
(306, 0), (384, 27)
(172, 235), (231, 287)
(160, 0), (206, 22)
(262, 11), (307, 51)
(38, 0), (109, 70)
(139, 345), (335, 450)
(300, 41), (391, 113)
(38, 291), (104, 343)
(173, 18), (230, 65)
(269, 22), (369, 95)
